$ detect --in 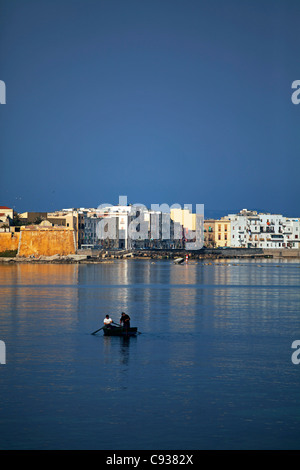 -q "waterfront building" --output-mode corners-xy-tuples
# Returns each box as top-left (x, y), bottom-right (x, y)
(95, 204), (132, 249)
(81, 204), (185, 250)
(47, 209), (85, 249)
(204, 218), (231, 248)
(146, 210), (184, 249)
(83, 214), (98, 247)
(284, 217), (300, 249)
(0, 206), (14, 230)
(81, 204), (137, 249)
(170, 208), (196, 232)
(0, 206), (14, 221)
(19, 212), (48, 224)
(170, 208), (202, 248)
(0, 206), (15, 229)
(227, 209), (300, 249)
(83, 211), (119, 249)
(132, 206), (185, 249)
